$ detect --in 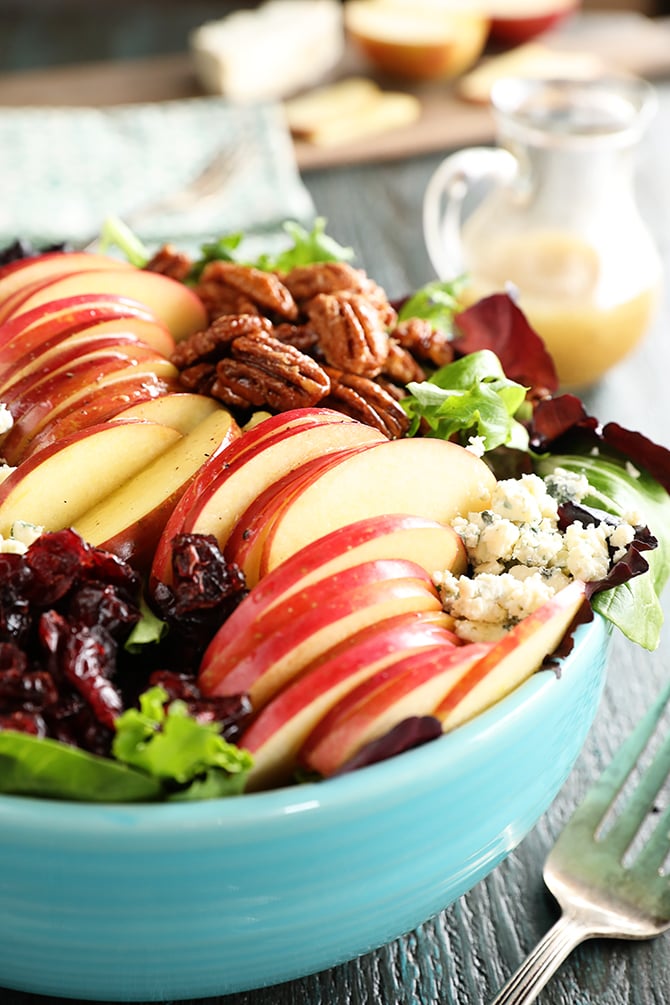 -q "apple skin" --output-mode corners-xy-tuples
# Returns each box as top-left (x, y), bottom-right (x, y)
(0, 294), (159, 360)
(73, 408), (240, 573)
(487, 0), (579, 46)
(259, 436), (497, 577)
(0, 419), (182, 537)
(0, 251), (132, 302)
(210, 514), (465, 653)
(198, 557), (442, 709)
(241, 609), (458, 791)
(2, 357), (179, 465)
(0, 268), (207, 340)
(149, 414), (384, 590)
(434, 580), (589, 731)
(344, 2), (490, 81)
(299, 641), (492, 778)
